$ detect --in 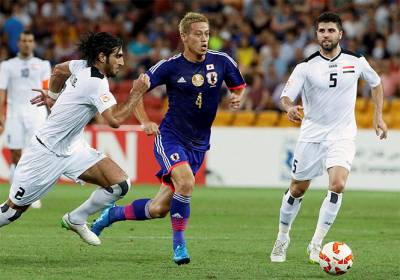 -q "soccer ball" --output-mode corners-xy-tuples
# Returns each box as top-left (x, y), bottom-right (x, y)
(319, 242), (353, 275)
